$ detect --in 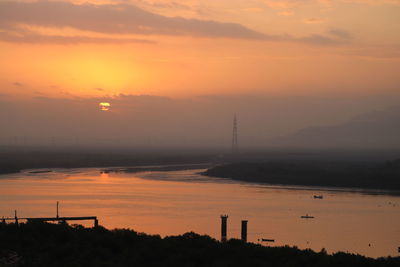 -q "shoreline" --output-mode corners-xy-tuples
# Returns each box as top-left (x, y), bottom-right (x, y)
(201, 175), (400, 197)
(0, 163), (214, 177)
(202, 161), (400, 196)
(102, 163), (213, 174)
(212, 177), (400, 197)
